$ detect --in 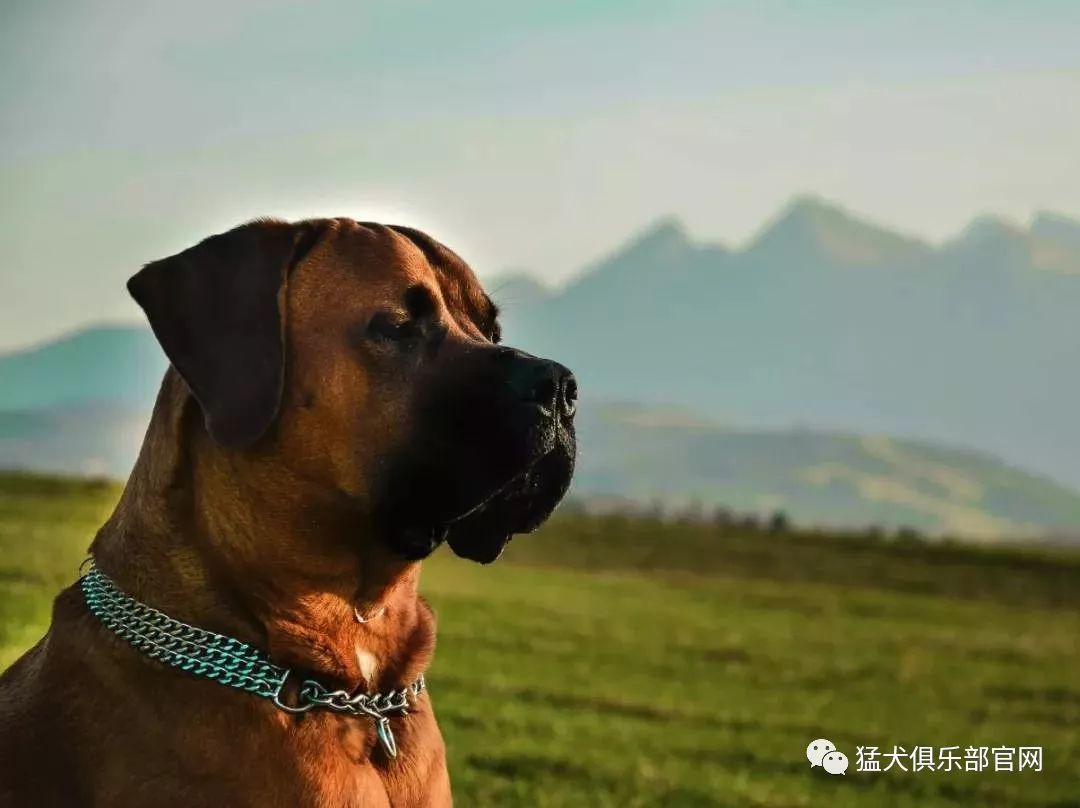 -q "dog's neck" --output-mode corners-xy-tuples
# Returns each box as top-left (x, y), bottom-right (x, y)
(89, 372), (435, 693)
